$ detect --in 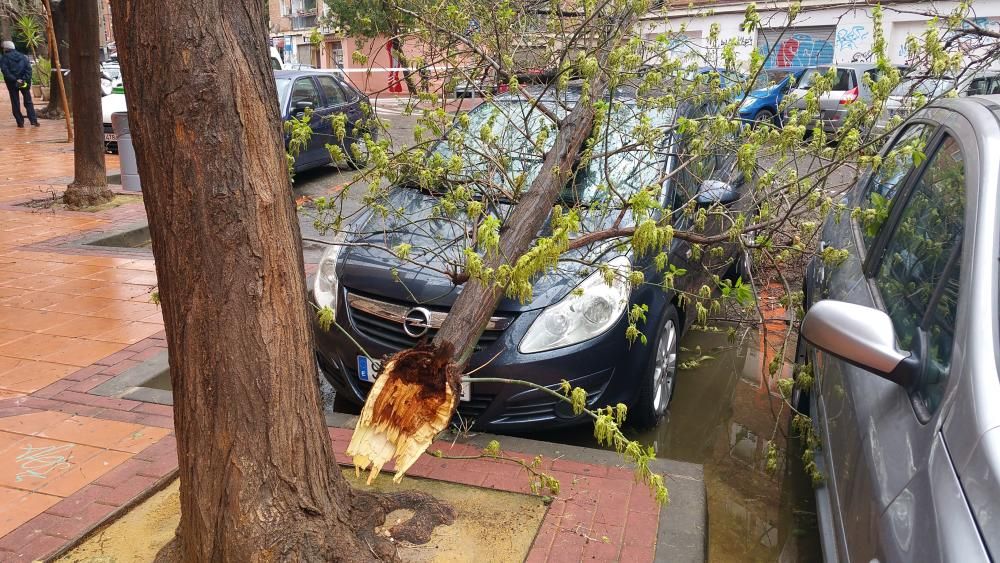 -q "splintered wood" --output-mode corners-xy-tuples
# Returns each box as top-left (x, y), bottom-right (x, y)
(347, 342), (459, 483)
